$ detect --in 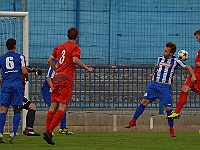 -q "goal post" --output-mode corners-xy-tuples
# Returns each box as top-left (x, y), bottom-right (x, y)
(0, 11), (29, 133)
